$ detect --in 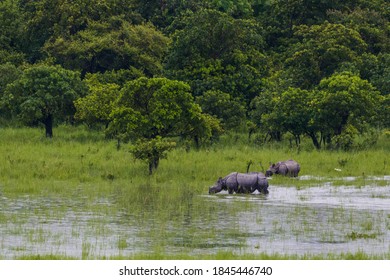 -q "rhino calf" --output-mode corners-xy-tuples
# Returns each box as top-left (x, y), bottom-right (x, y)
(266, 159), (300, 177)
(209, 172), (269, 195)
